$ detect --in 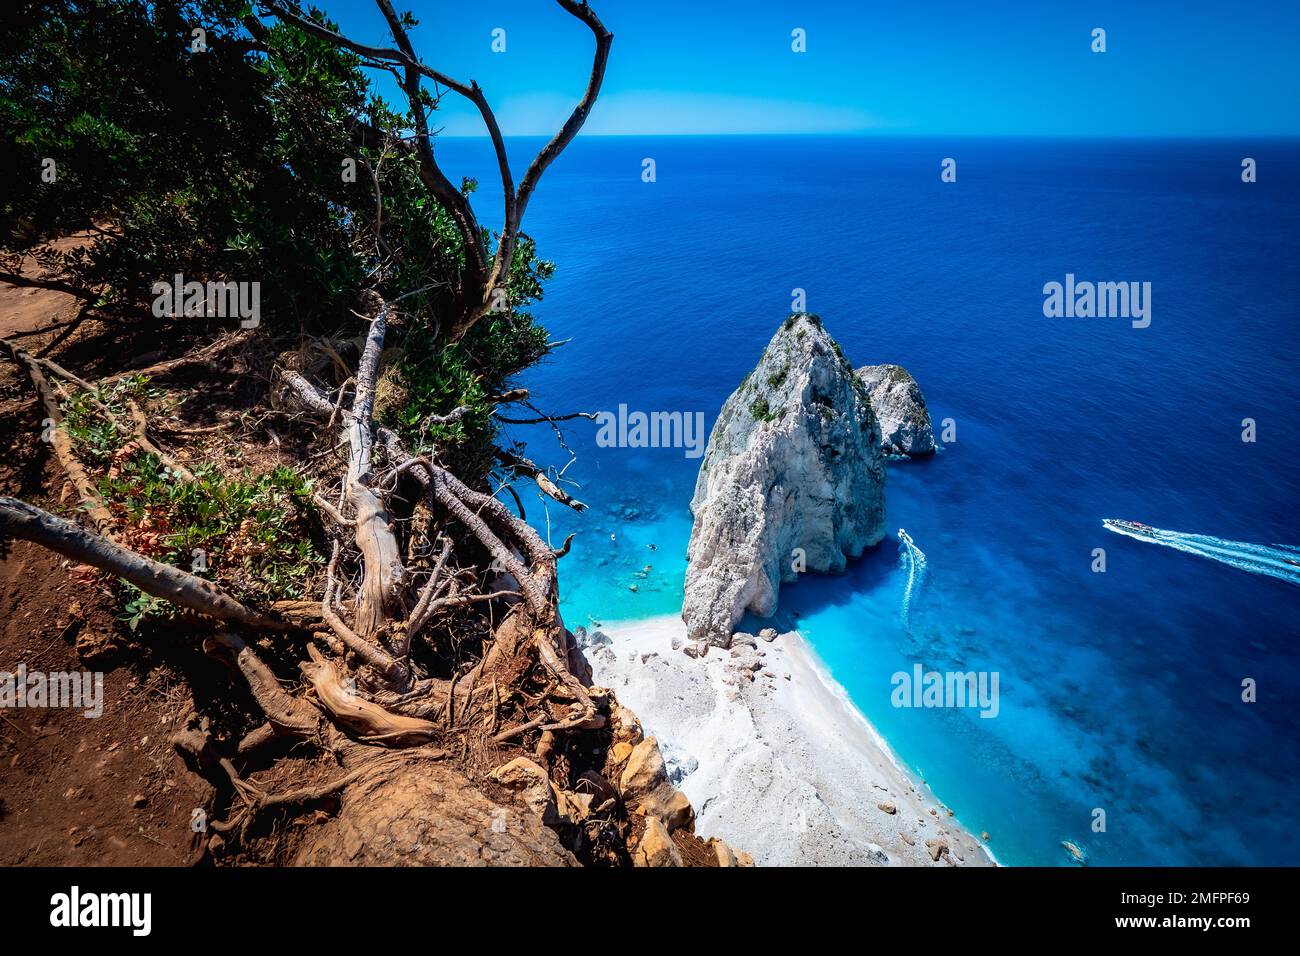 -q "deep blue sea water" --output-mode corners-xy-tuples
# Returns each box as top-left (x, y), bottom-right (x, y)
(440, 135), (1300, 866)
